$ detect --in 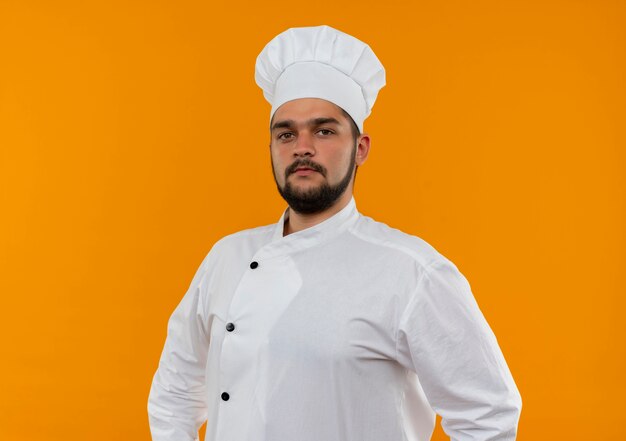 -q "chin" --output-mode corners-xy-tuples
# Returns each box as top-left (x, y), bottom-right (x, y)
(289, 177), (323, 187)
